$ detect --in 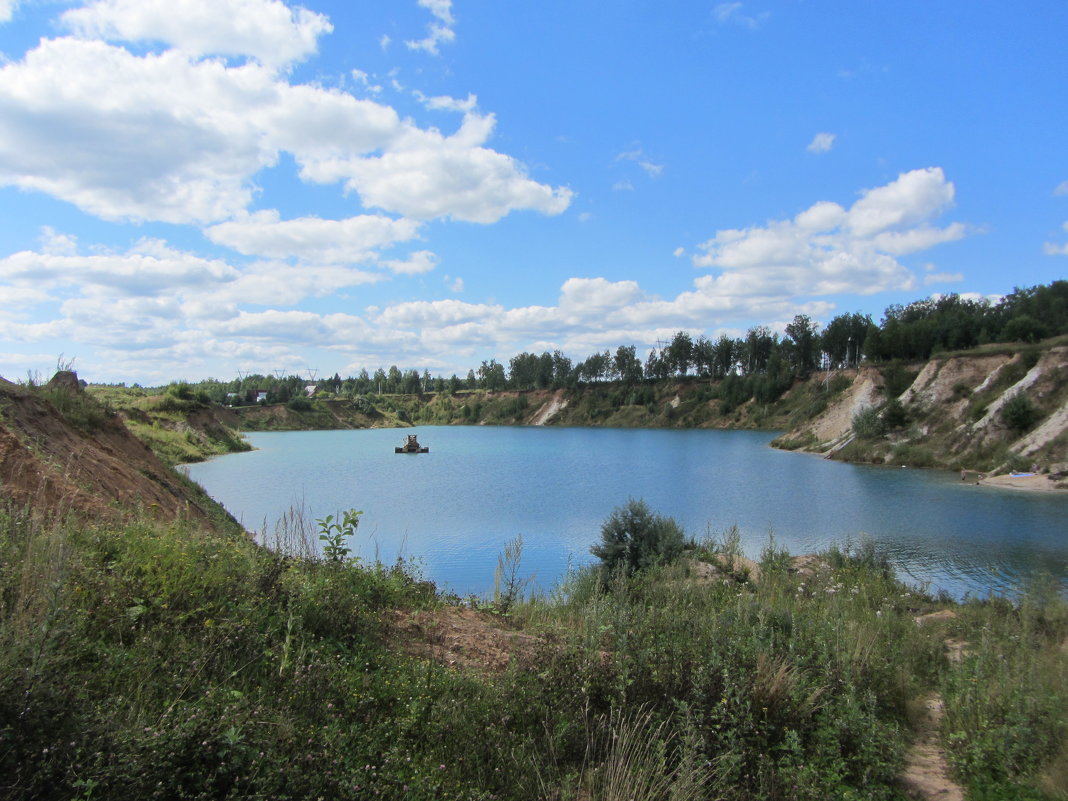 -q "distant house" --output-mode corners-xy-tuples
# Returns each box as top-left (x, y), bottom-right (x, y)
(305, 384), (317, 397)
(253, 390), (269, 404)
